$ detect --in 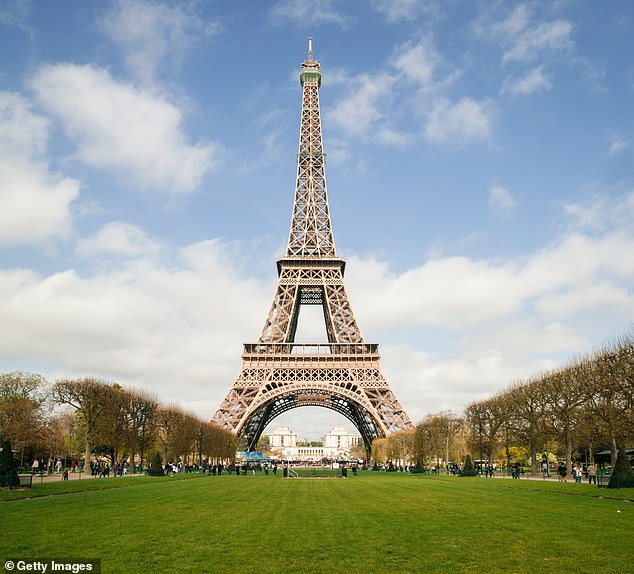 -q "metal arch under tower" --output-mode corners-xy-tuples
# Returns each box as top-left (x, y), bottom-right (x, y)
(211, 40), (413, 454)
